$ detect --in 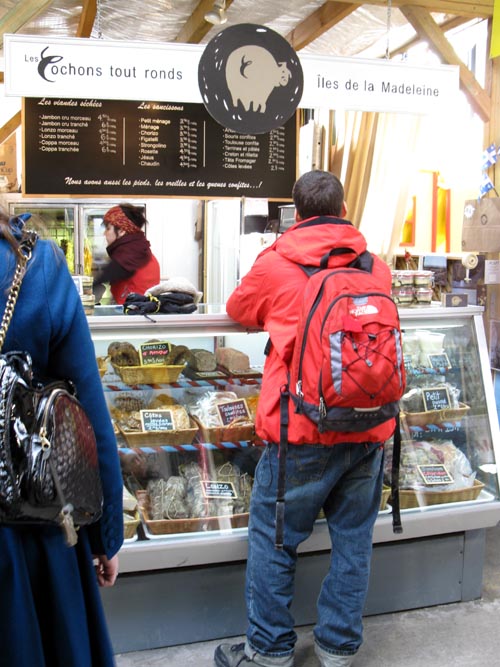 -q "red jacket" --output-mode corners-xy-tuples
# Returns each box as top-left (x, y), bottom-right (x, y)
(110, 255), (160, 304)
(226, 215), (395, 446)
(107, 233), (160, 305)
